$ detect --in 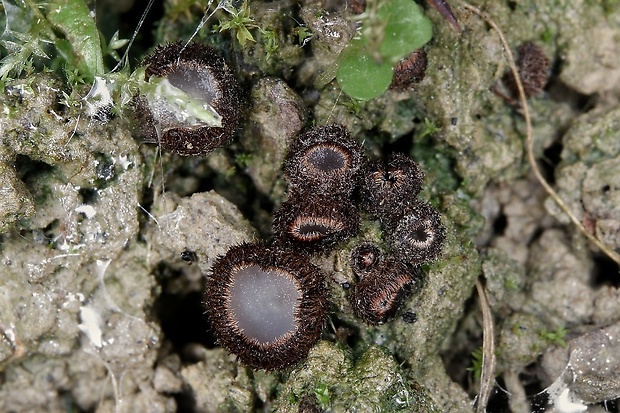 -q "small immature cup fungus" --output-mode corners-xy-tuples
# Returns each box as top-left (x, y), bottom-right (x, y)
(204, 243), (327, 370)
(502, 41), (549, 99)
(283, 124), (364, 197)
(134, 41), (243, 156)
(350, 242), (383, 275)
(390, 49), (428, 91)
(387, 201), (445, 266)
(272, 193), (360, 253)
(359, 153), (424, 221)
(351, 254), (419, 325)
